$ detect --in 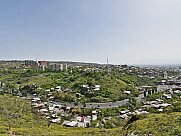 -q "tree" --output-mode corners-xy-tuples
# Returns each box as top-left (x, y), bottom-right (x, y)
(71, 106), (81, 114)
(144, 91), (147, 97)
(128, 95), (137, 111)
